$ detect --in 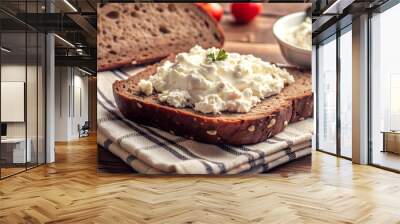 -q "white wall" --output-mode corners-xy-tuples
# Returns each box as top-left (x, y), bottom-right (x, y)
(1, 64), (36, 138)
(72, 73), (89, 138)
(1, 63), (46, 164)
(1, 65), (26, 140)
(55, 66), (69, 141)
(54, 67), (89, 141)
